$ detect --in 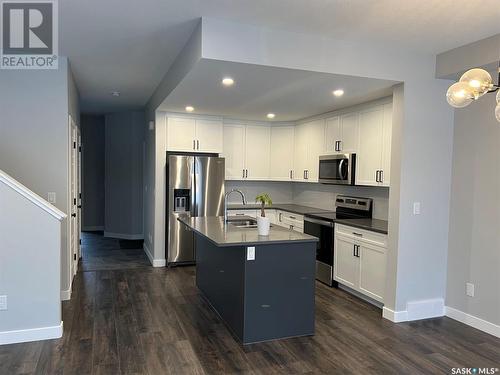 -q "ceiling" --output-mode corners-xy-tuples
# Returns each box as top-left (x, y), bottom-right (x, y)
(159, 60), (397, 121)
(59, 0), (500, 114)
